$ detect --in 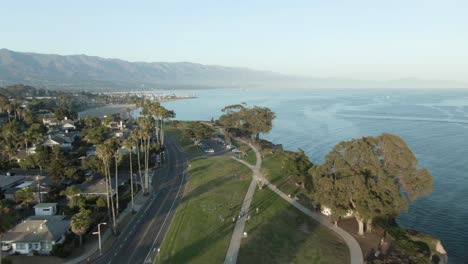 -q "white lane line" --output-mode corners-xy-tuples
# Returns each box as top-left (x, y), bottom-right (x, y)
(143, 154), (186, 263)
